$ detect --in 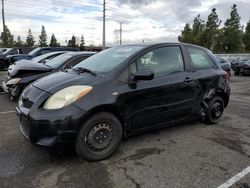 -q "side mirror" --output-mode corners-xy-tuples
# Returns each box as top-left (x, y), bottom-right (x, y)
(132, 70), (154, 81)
